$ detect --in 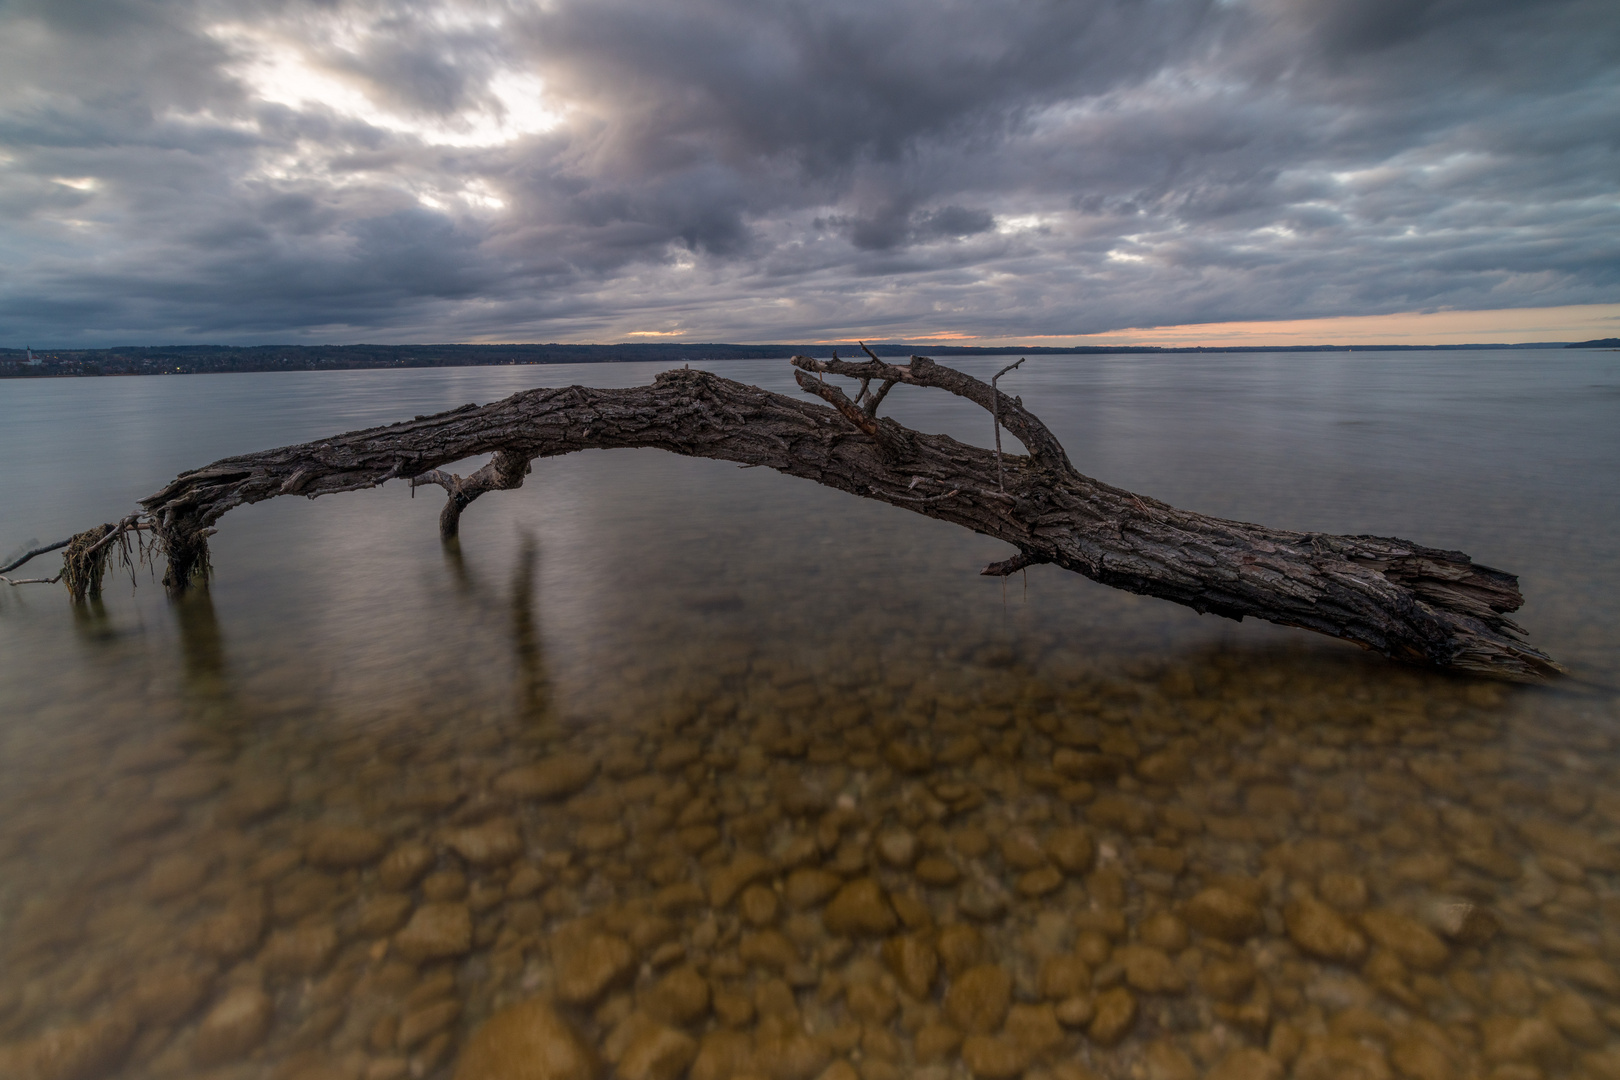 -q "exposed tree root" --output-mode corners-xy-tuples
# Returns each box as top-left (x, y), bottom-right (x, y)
(8, 355), (1559, 680)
